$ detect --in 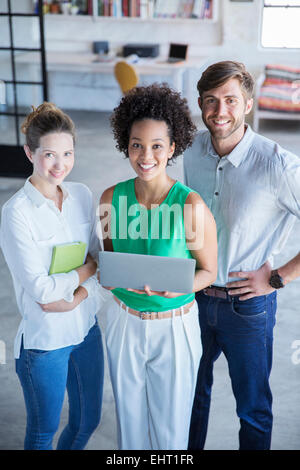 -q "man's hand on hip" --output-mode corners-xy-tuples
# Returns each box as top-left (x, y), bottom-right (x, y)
(226, 261), (275, 300)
